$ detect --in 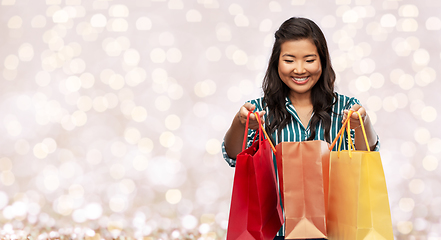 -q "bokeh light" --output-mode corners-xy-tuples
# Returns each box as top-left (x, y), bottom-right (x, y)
(0, 1), (440, 239)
